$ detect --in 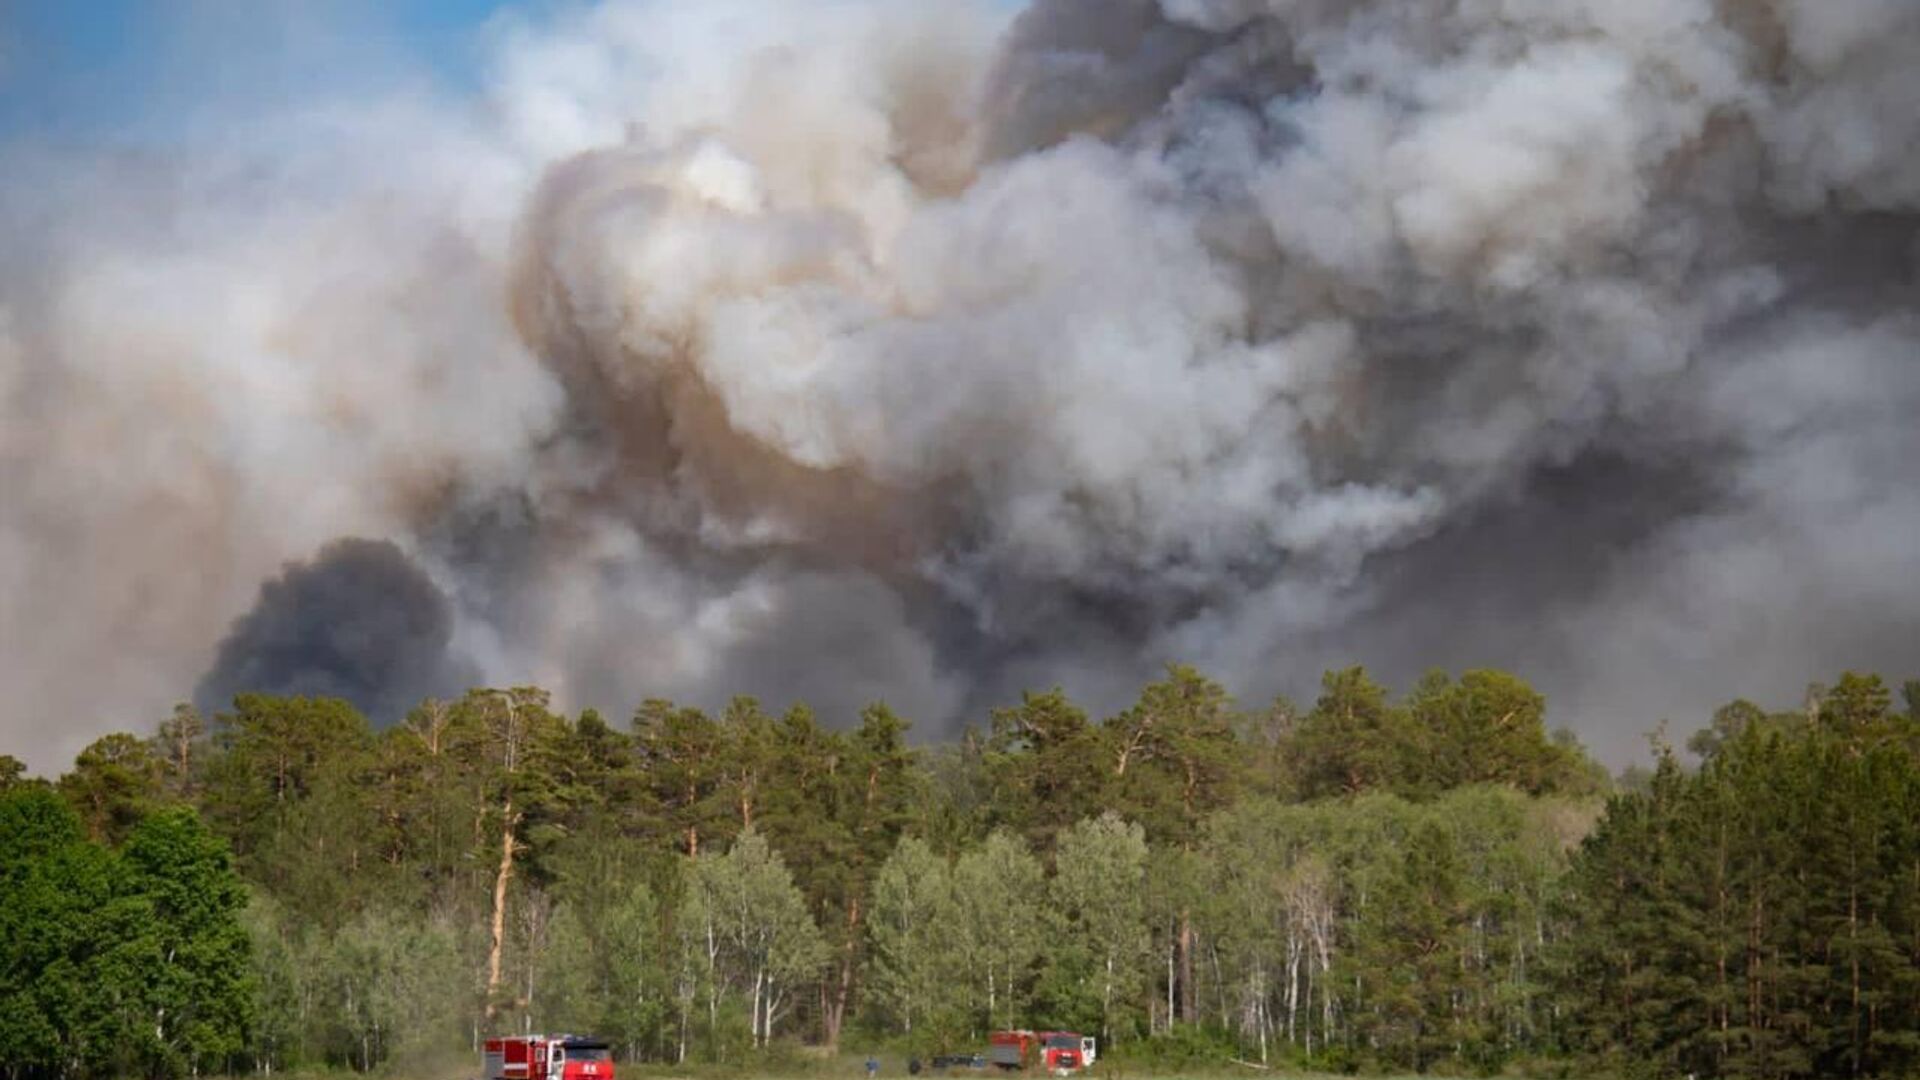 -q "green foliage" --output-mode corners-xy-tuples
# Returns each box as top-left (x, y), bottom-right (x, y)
(950, 830), (1047, 1033)
(1048, 814), (1151, 1042)
(0, 789), (252, 1079)
(1557, 690), (1920, 1080)
(310, 905), (467, 1070)
(1406, 669), (1594, 795)
(1193, 787), (1578, 1071)
(533, 833), (669, 1059)
(0, 787), (97, 1075)
(200, 694), (373, 870)
(0, 752), (28, 791)
(20, 662), (1920, 1080)
(985, 689), (1108, 851)
(153, 703), (207, 800)
(1292, 668), (1601, 800)
(240, 897), (302, 1075)
(59, 732), (167, 845)
(121, 808), (255, 1074)
(1107, 1023), (1241, 1068)
(1106, 665), (1241, 849)
(633, 697), (726, 857)
(682, 830), (831, 1054)
(865, 837), (958, 1039)
(1292, 667), (1422, 799)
